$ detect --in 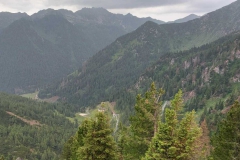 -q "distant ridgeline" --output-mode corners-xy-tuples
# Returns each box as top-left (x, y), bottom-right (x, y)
(0, 93), (77, 159)
(39, 0), (240, 121)
(1, 2), (240, 159)
(0, 8), (164, 94)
